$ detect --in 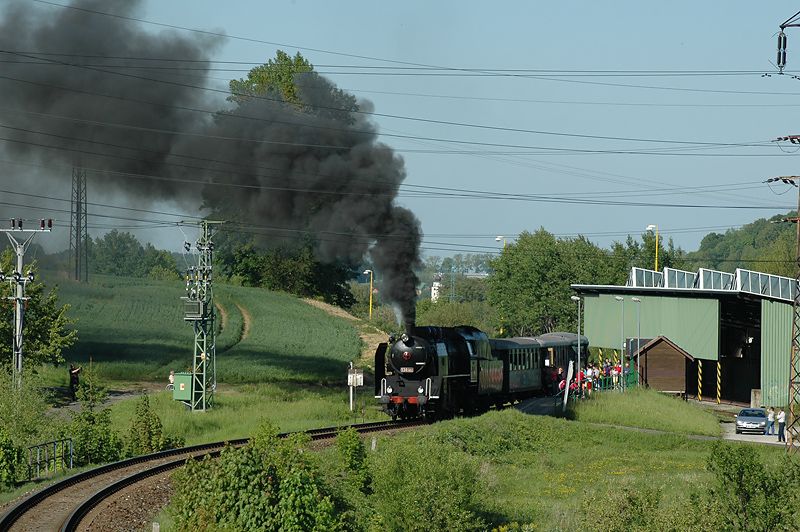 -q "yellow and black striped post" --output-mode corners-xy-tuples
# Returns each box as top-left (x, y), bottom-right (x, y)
(716, 361), (721, 404)
(697, 360), (703, 402)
